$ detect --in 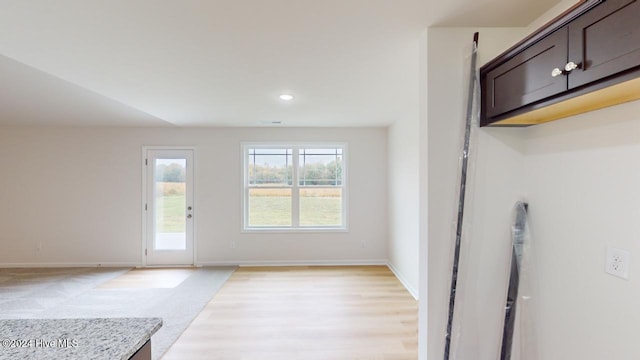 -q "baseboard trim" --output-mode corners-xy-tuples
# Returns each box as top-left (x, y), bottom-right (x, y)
(387, 262), (419, 300)
(197, 259), (389, 267)
(0, 262), (139, 268)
